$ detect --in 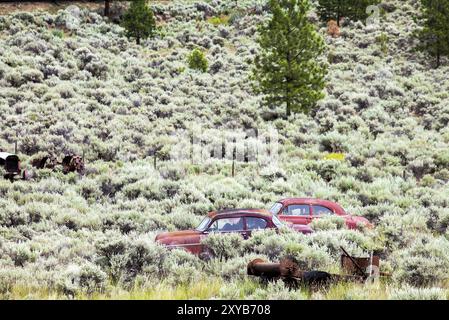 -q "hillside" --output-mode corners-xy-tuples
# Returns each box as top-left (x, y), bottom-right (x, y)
(0, 0), (448, 299)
